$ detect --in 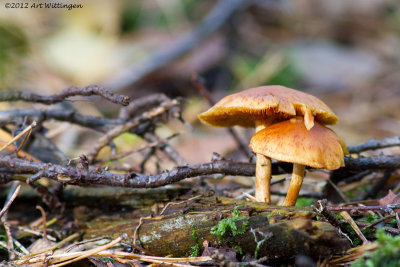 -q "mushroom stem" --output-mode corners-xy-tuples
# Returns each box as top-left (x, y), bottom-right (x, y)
(254, 122), (272, 203)
(283, 164), (306, 206)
